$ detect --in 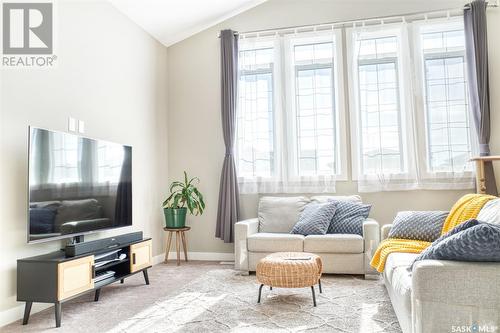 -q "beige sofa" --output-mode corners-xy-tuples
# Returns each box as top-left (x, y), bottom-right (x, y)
(381, 224), (500, 333)
(234, 196), (380, 278)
